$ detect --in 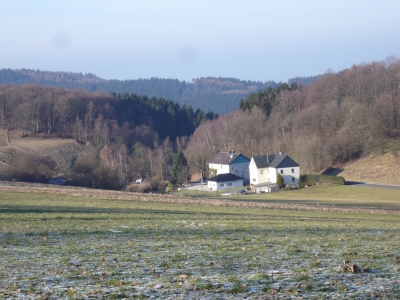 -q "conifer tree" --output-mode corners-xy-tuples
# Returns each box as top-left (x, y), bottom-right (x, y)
(276, 173), (283, 188)
(170, 150), (191, 184)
